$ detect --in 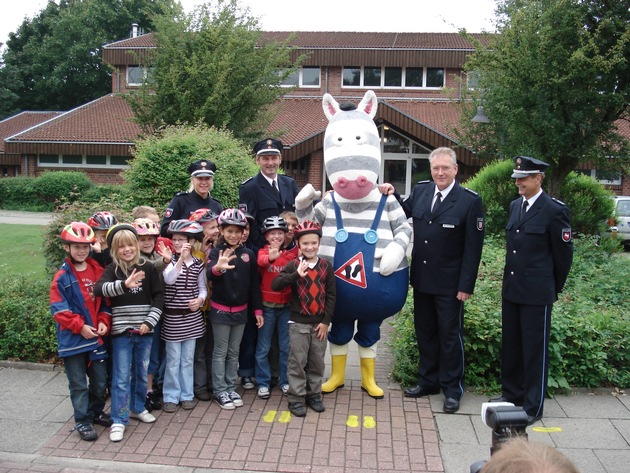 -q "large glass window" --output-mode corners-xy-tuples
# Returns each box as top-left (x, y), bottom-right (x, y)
(126, 66), (153, 86)
(426, 68), (445, 88)
(38, 154), (130, 168)
(62, 155), (82, 165)
(343, 66), (444, 88)
(384, 67), (402, 87)
(280, 67), (320, 87)
(364, 67), (381, 87)
(342, 67), (361, 86)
